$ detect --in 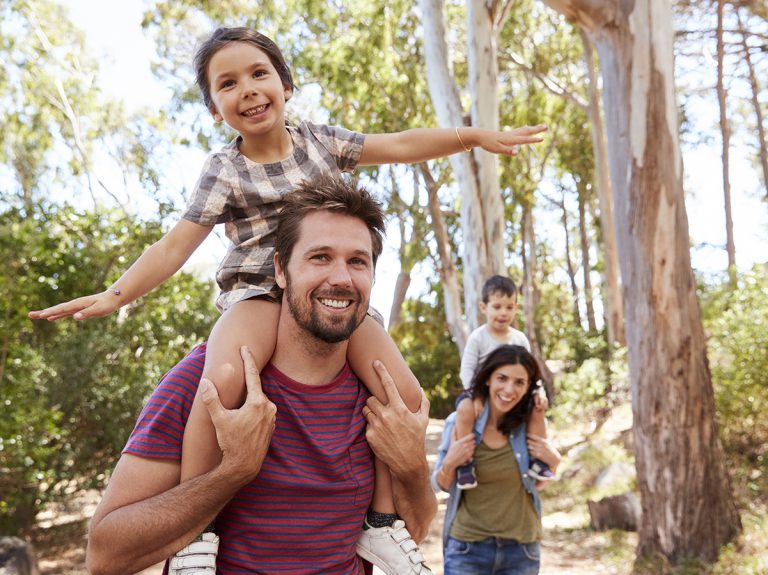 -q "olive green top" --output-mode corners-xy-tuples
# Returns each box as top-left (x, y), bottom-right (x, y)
(449, 441), (542, 543)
